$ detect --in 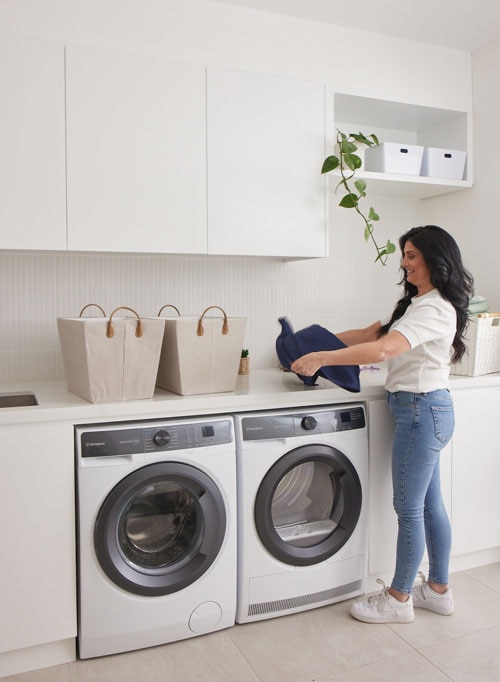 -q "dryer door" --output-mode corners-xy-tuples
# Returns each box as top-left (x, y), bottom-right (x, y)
(254, 444), (362, 566)
(94, 462), (226, 596)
